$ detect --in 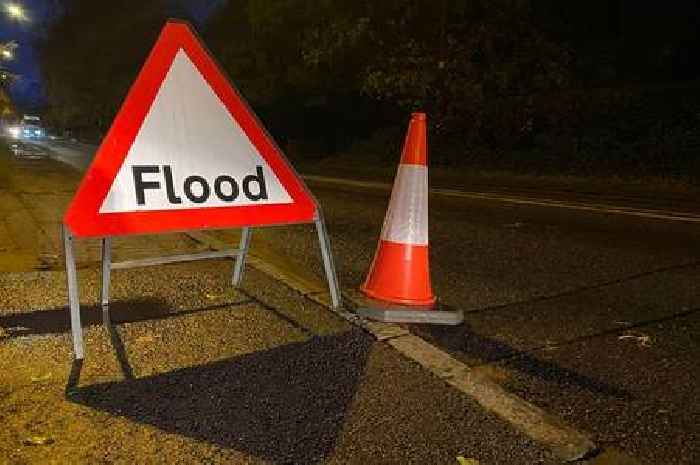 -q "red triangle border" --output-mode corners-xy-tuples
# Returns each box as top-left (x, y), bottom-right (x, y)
(64, 20), (318, 238)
